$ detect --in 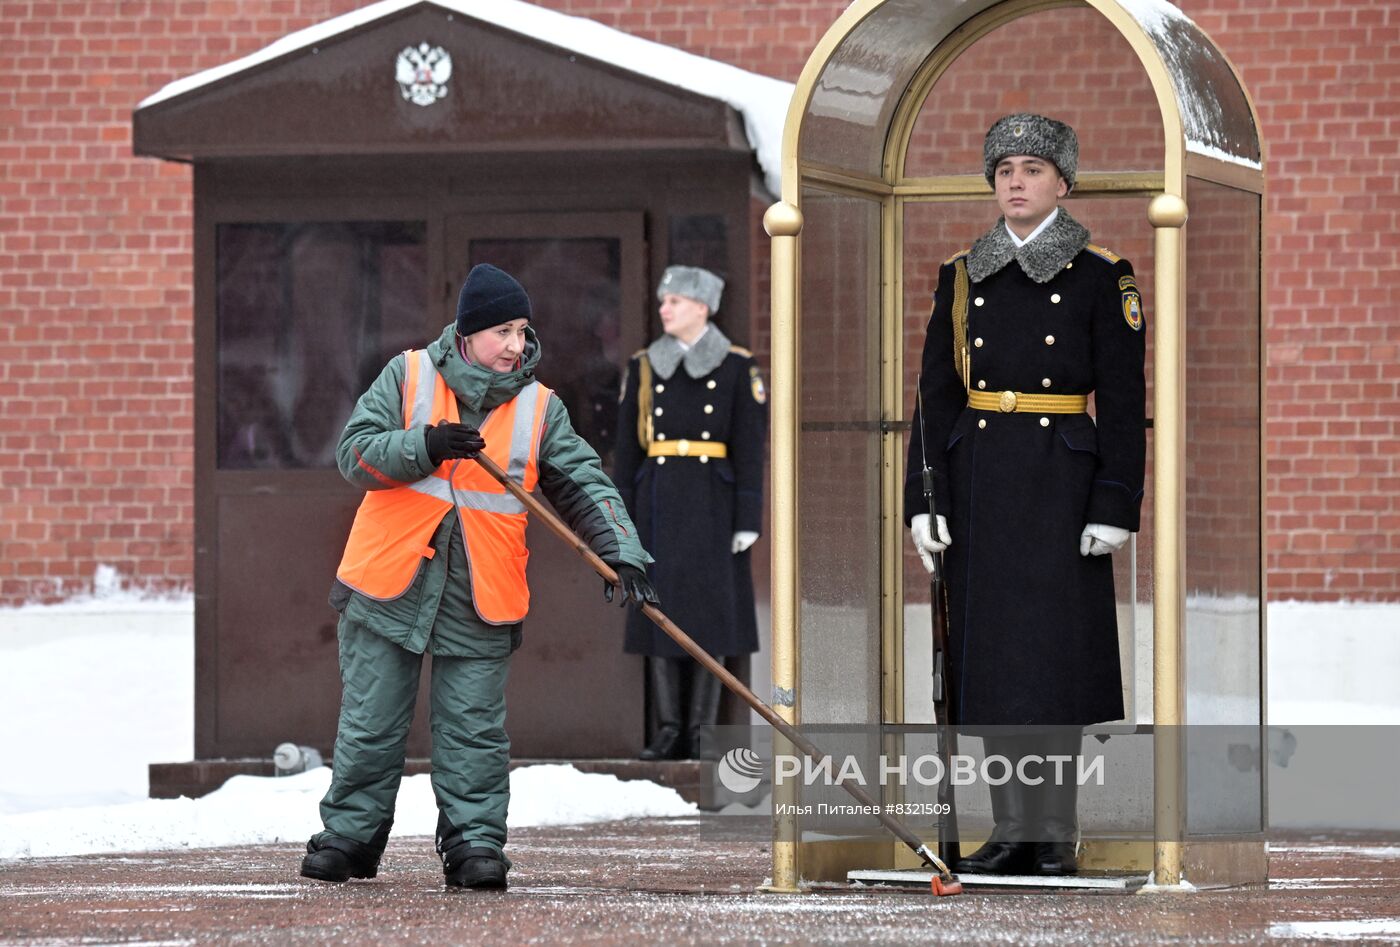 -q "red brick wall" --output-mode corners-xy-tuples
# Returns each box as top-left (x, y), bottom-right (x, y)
(1, 0), (1396, 604)
(1179, 0), (1400, 600)
(0, 1), (377, 603)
